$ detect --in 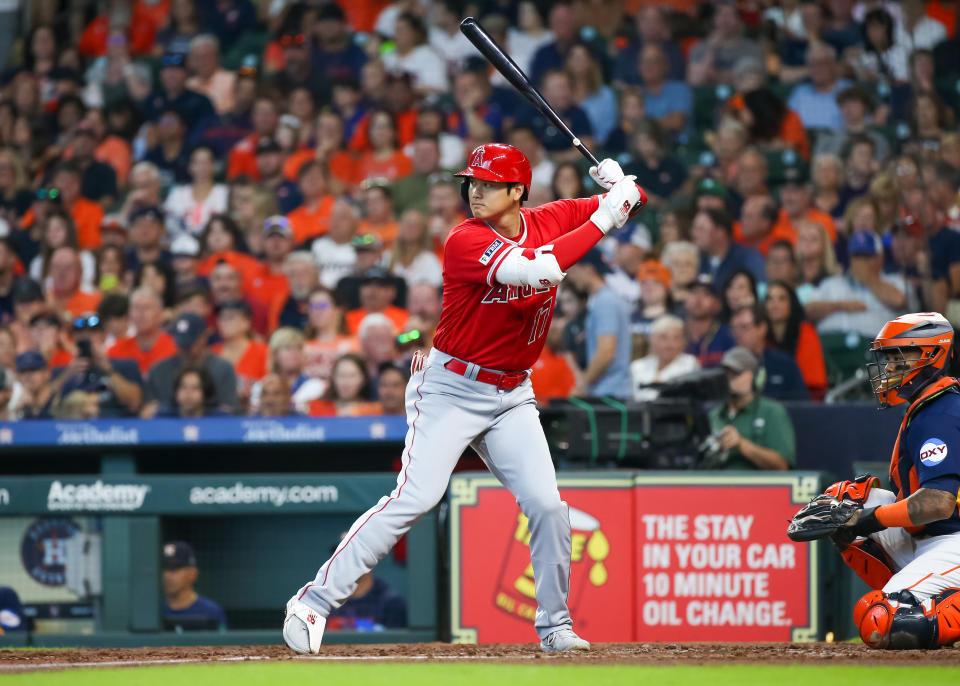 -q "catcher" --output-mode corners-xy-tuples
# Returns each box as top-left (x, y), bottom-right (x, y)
(788, 312), (960, 649)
